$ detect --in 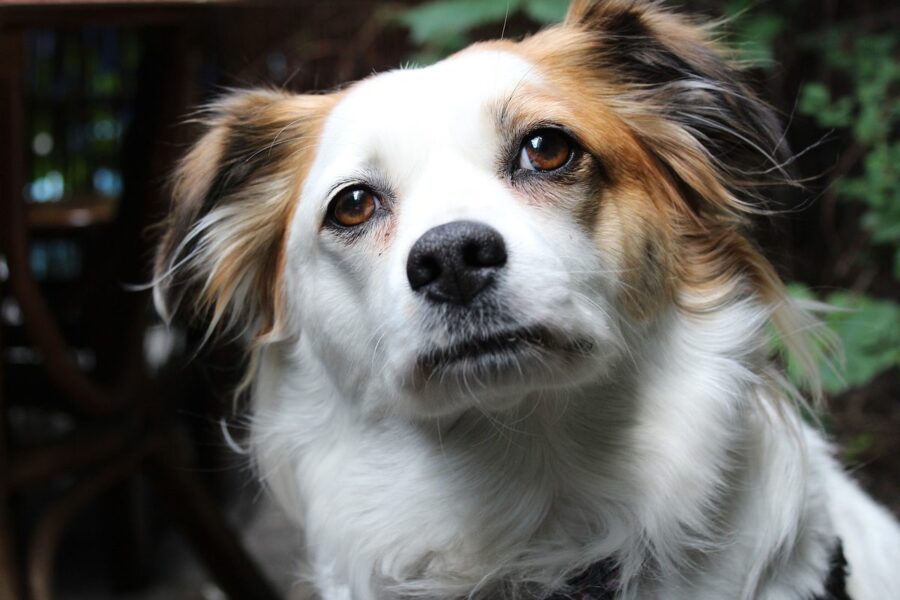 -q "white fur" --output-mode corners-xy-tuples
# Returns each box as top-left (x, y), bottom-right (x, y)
(194, 49), (899, 599)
